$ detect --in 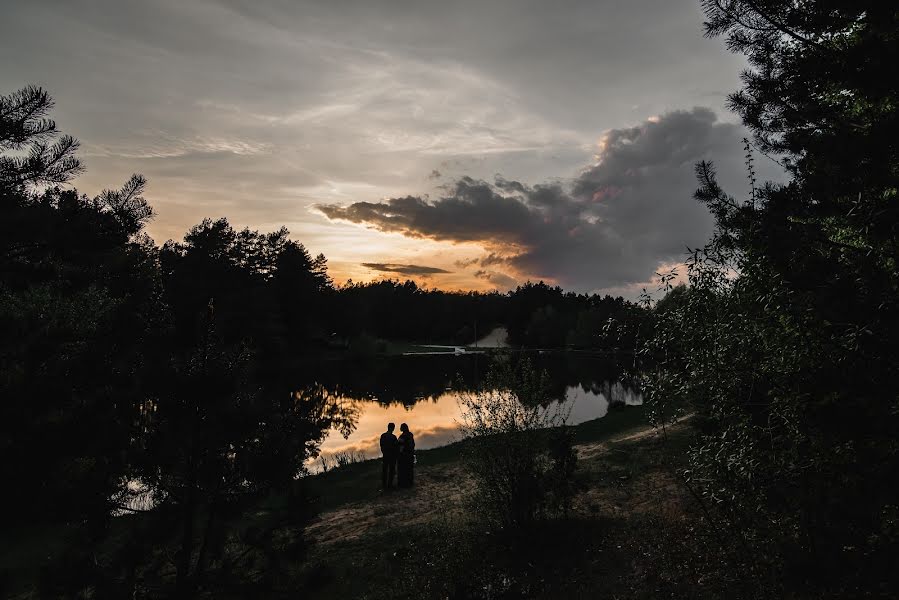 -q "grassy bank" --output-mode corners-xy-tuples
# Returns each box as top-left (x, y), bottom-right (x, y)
(292, 406), (749, 599)
(303, 404), (650, 513)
